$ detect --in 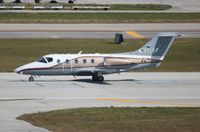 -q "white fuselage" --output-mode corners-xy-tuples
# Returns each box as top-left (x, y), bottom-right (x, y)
(14, 32), (177, 82)
(14, 53), (161, 76)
